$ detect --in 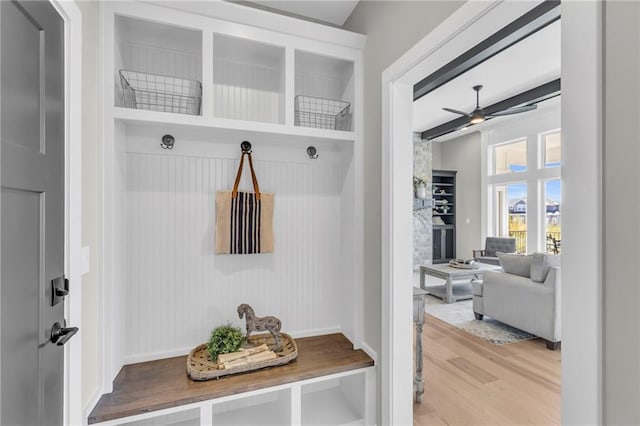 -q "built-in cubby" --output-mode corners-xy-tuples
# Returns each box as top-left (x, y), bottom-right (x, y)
(295, 51), (354, 131)
(99, 2), (367, 425)
(114, 15), (203, 114)
(212, 34), (285, 123)
(211, 389), (290, 425)
(302, 373), (365, 425)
